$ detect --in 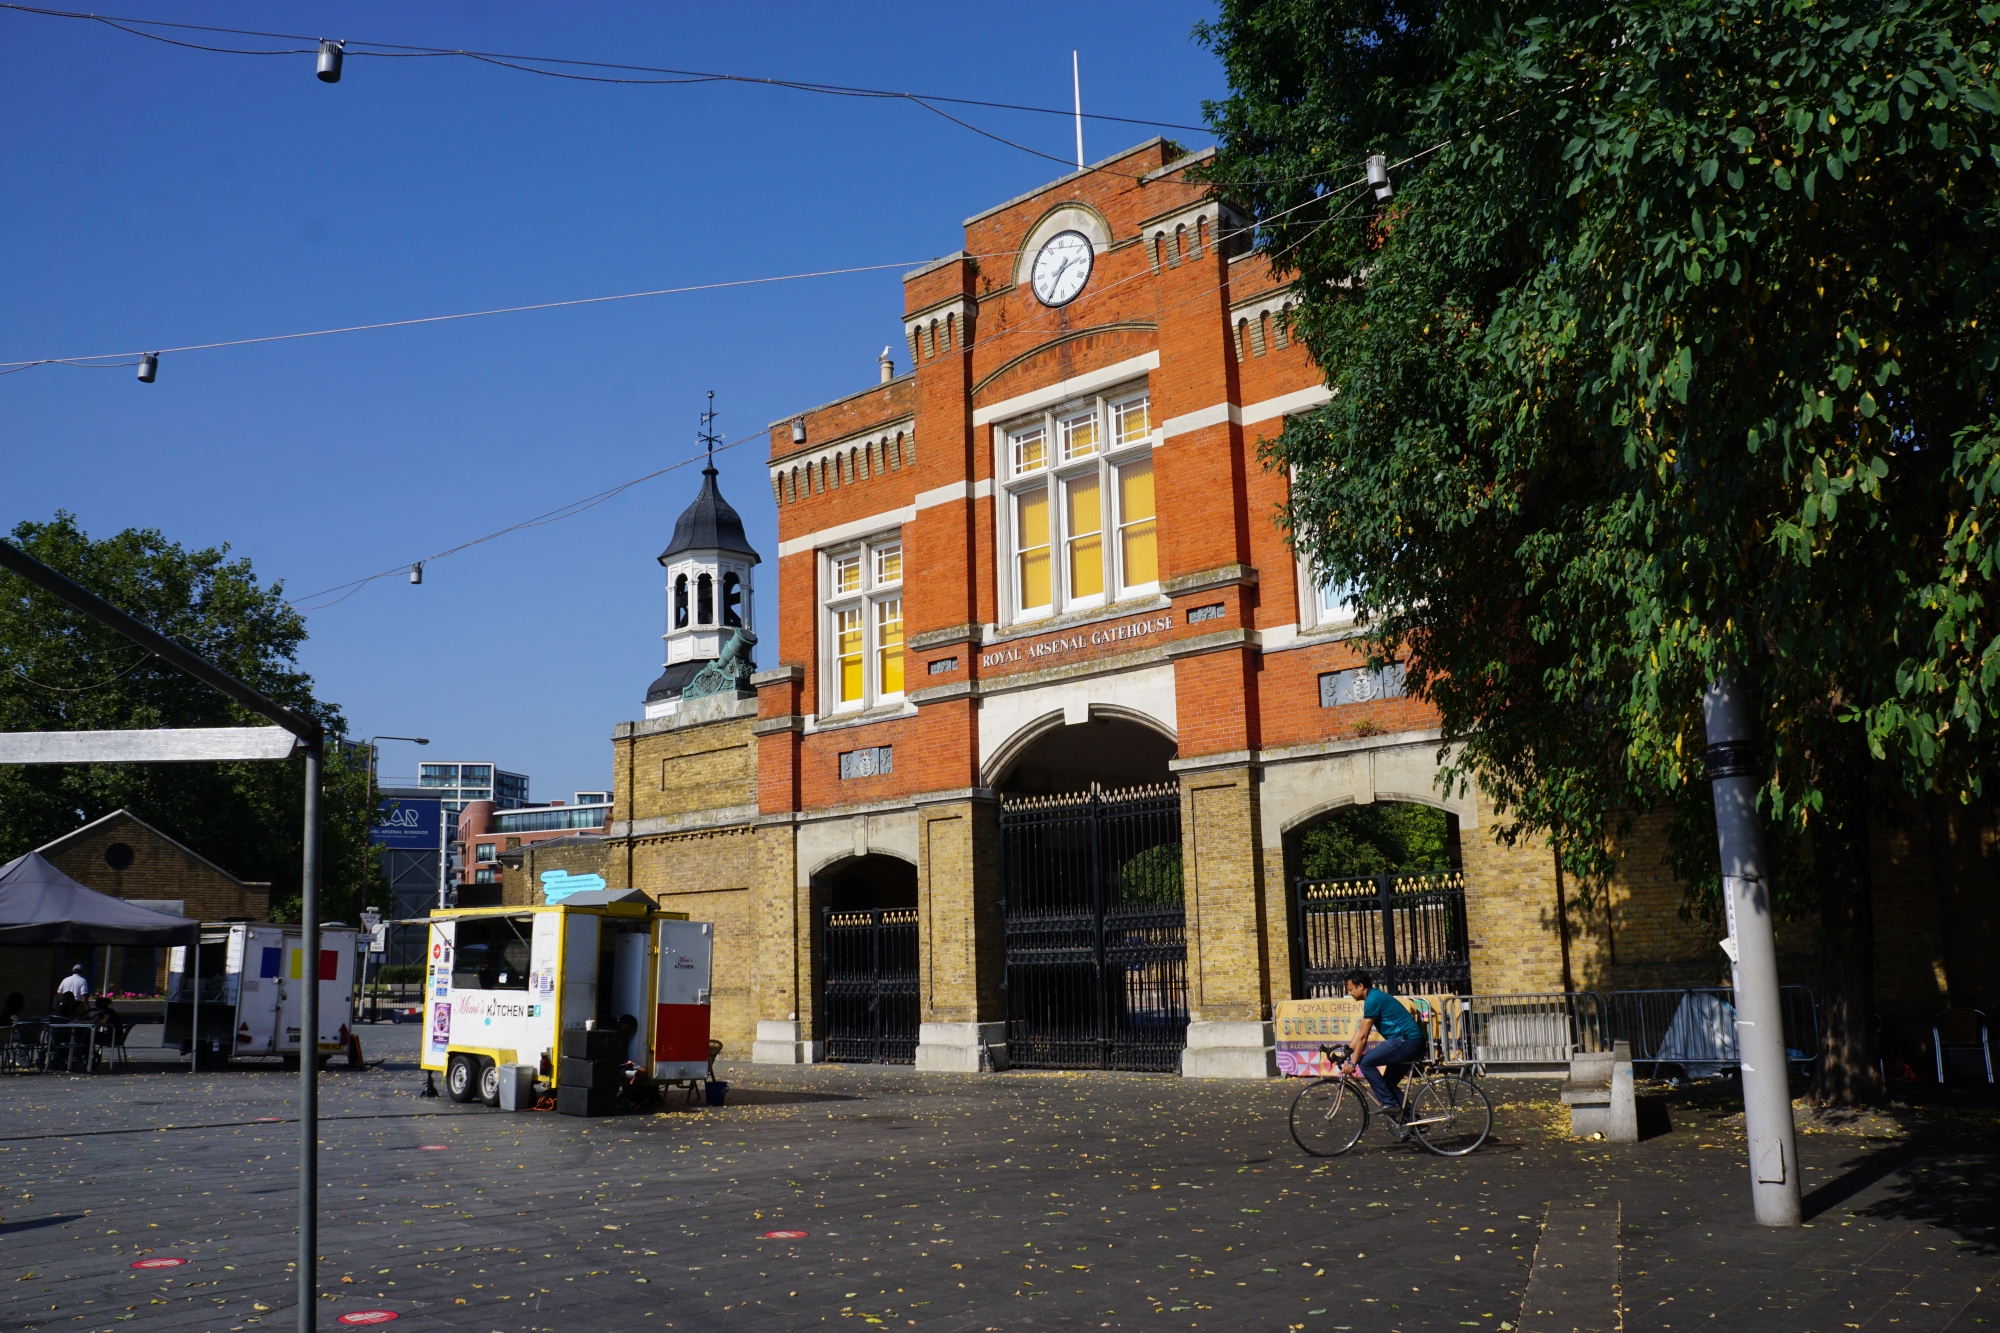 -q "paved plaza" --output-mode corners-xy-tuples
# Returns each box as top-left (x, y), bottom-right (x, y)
(1, 1025), (1994, 1333)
